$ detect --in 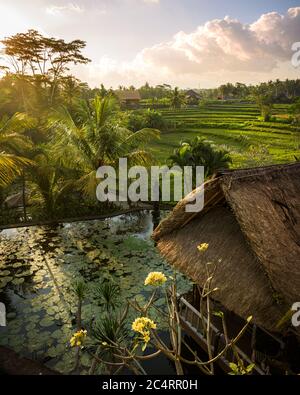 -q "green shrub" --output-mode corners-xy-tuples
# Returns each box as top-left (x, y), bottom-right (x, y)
(127, 109), (166, 131)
